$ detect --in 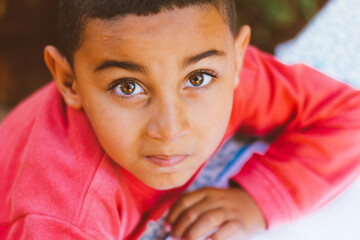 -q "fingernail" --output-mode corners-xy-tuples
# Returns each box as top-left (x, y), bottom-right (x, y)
(164, 222), (171, 232)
